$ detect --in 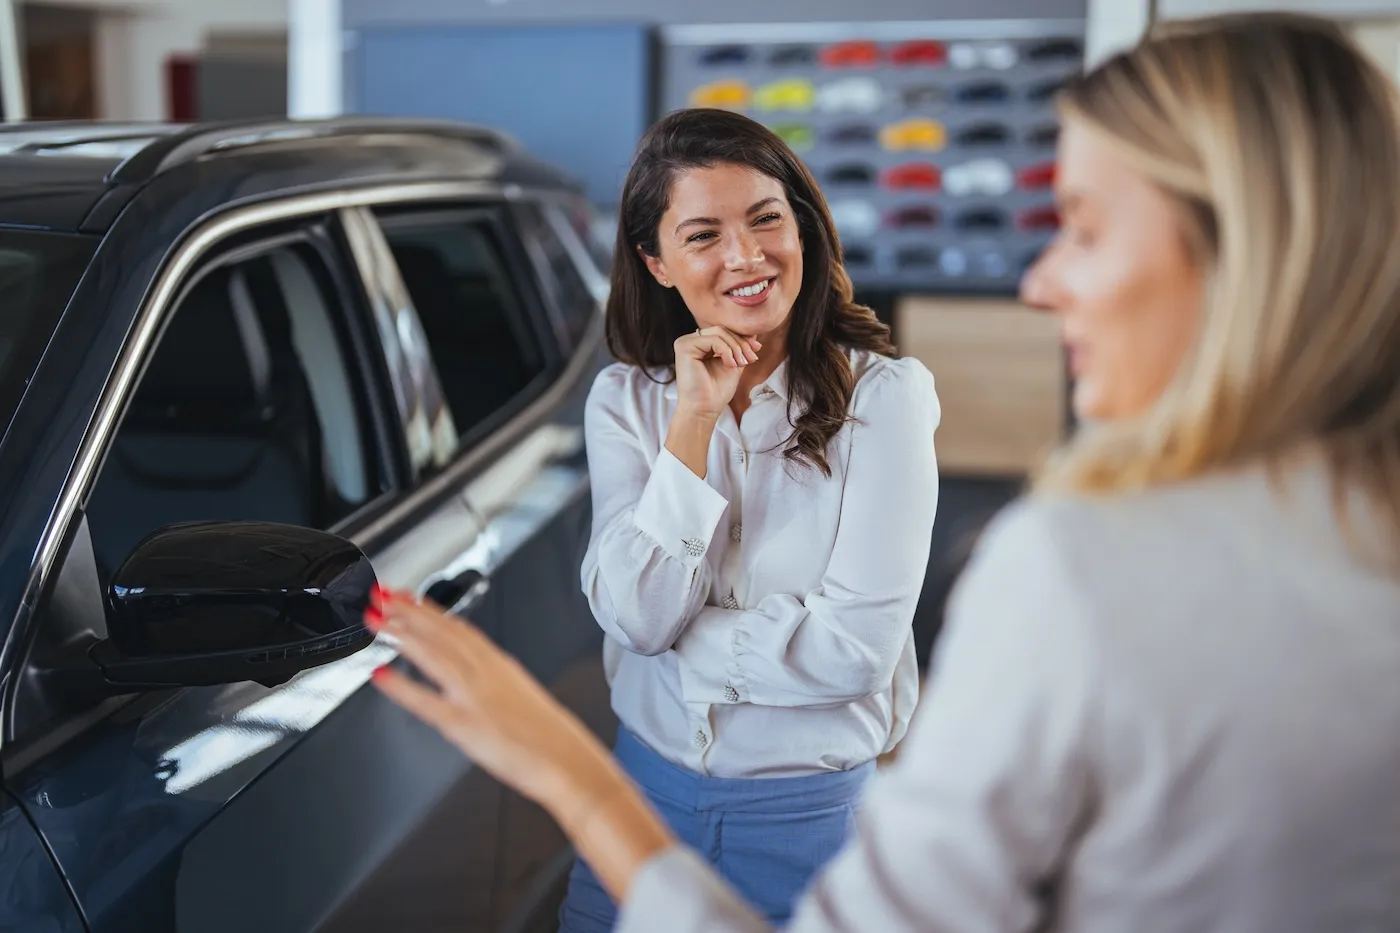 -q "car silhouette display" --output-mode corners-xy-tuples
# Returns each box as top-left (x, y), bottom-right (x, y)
(879, 117), (947, 151)
(817, 77), (885, 114)
(690, 79), (751, 109)
(890, 39), (948, 66)
(943, 157), (1014, 197)
(820, 40), (882, 67)
(754, 78), (816, 111)
(882, 162), (942, 190)
(829, 199), (881, 238)
(947, 41), (1018, 70)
